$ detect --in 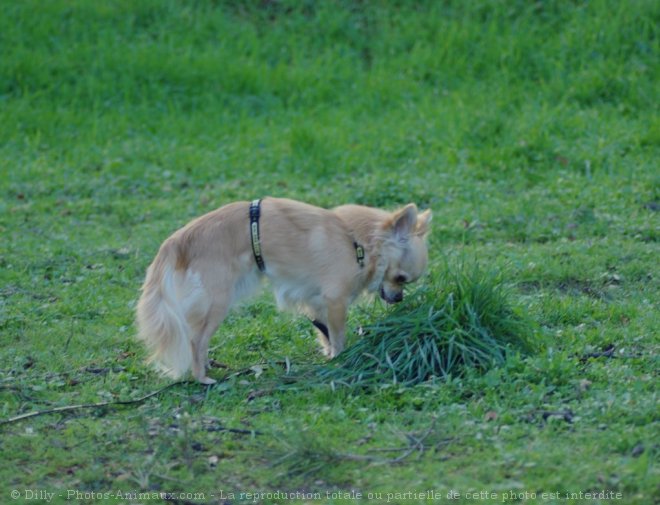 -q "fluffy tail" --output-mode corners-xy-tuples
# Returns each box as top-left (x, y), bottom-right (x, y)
(136, 240), (193, 379)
